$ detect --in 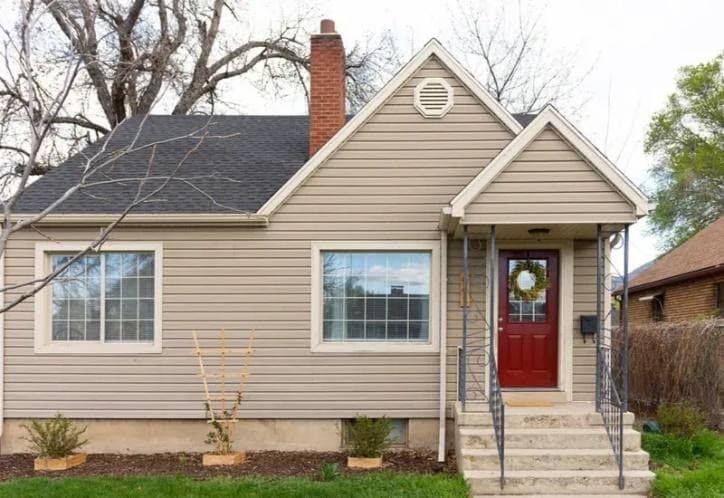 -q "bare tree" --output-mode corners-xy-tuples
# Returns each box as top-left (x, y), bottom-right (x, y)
(450, 0), (593, 114)
(0, 0), (398, 174)
(0, 1), (244, 313)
